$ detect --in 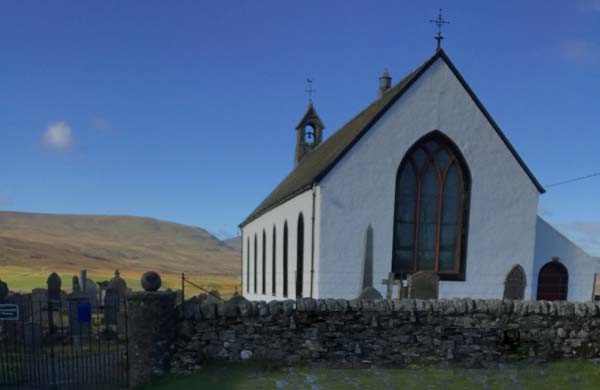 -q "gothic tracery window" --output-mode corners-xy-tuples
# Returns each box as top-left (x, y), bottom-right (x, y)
(392, 132), (470, 280)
